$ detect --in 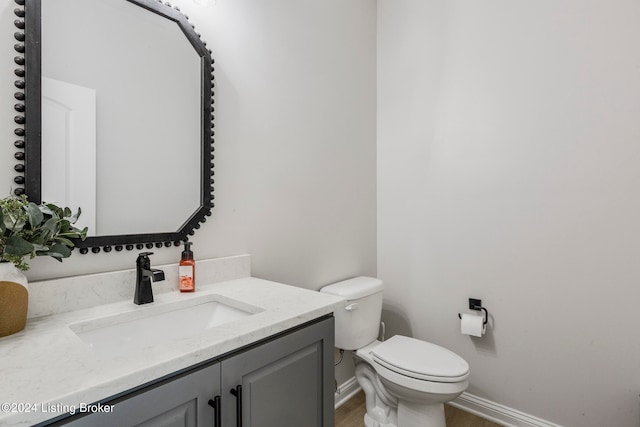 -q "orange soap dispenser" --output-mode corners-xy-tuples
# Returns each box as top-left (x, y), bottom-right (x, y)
(179, 242), (195, 292)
